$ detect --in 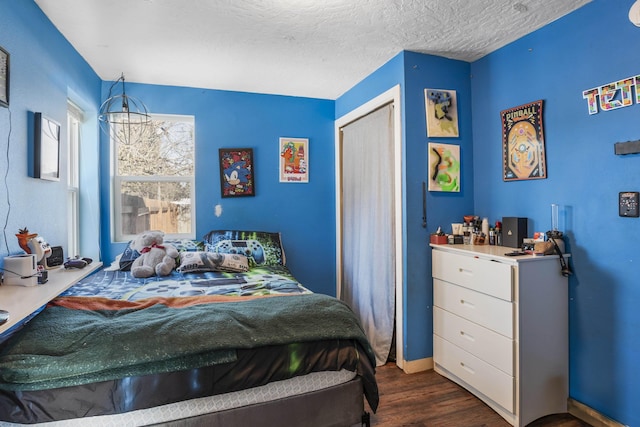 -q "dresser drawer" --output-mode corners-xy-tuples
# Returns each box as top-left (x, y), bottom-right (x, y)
(432, 250), (513, 301)
(434, 279), (513, 338)
(434, 306), (513, 375)
(434, 335), (514, 413)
